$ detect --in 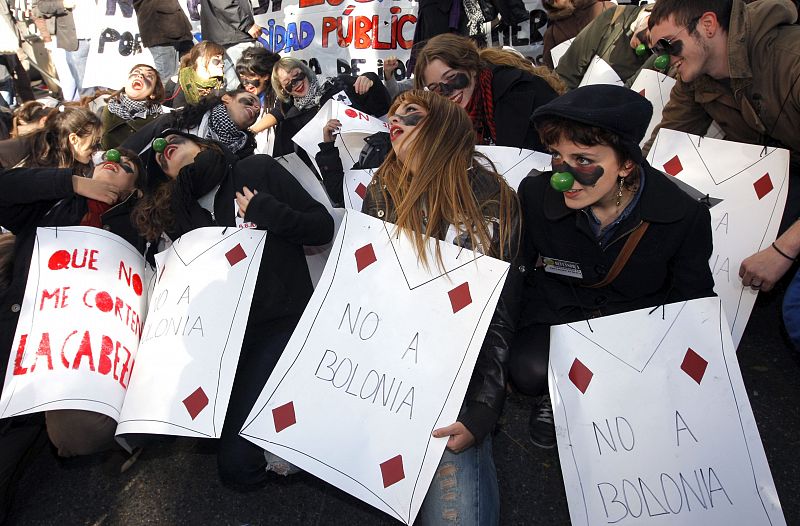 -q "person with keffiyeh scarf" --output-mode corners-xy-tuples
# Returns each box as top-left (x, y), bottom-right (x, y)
(121, 90), (260, 168)
(101, 64), (167, 150)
